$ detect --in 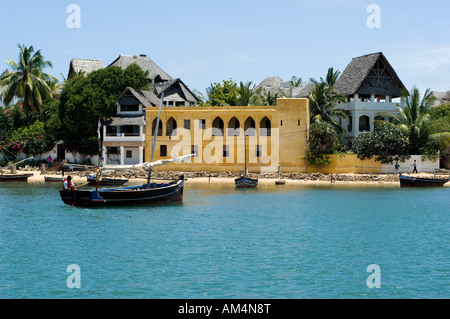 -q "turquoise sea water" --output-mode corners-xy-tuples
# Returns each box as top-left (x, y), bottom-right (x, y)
(0, 181), (448, 299)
